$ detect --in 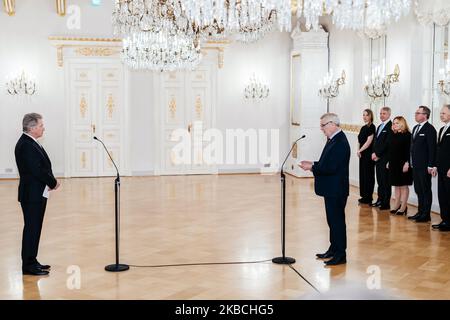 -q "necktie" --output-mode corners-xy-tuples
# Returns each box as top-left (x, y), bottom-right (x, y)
(441, 125), (449, 142)
(377, 123), (384, 137)
(413, 125), (421, 139)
